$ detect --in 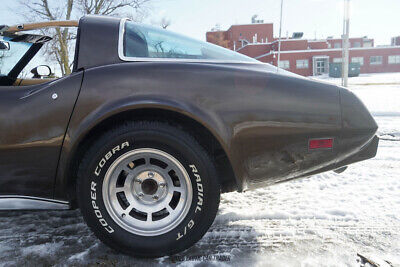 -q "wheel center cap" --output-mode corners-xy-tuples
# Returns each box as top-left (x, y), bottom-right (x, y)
(141, 178), (158, 195)
(133, 170), (167, 203)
